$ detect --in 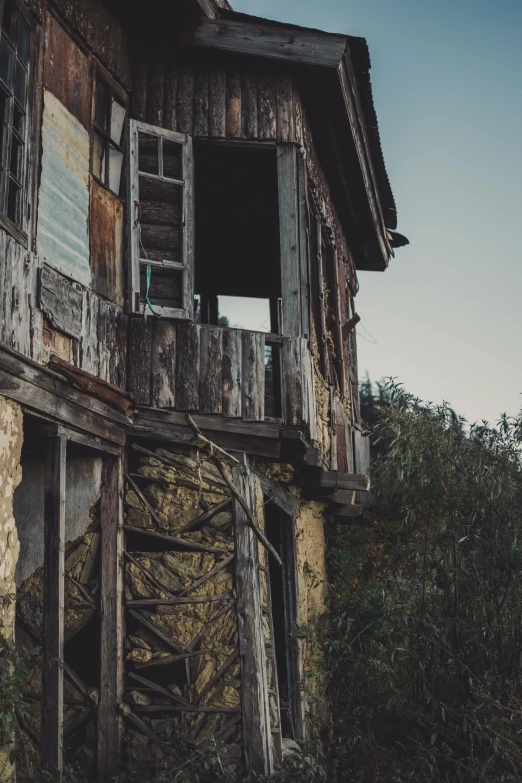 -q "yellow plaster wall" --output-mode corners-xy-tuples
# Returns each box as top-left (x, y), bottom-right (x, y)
(0, 397), (23, 782)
